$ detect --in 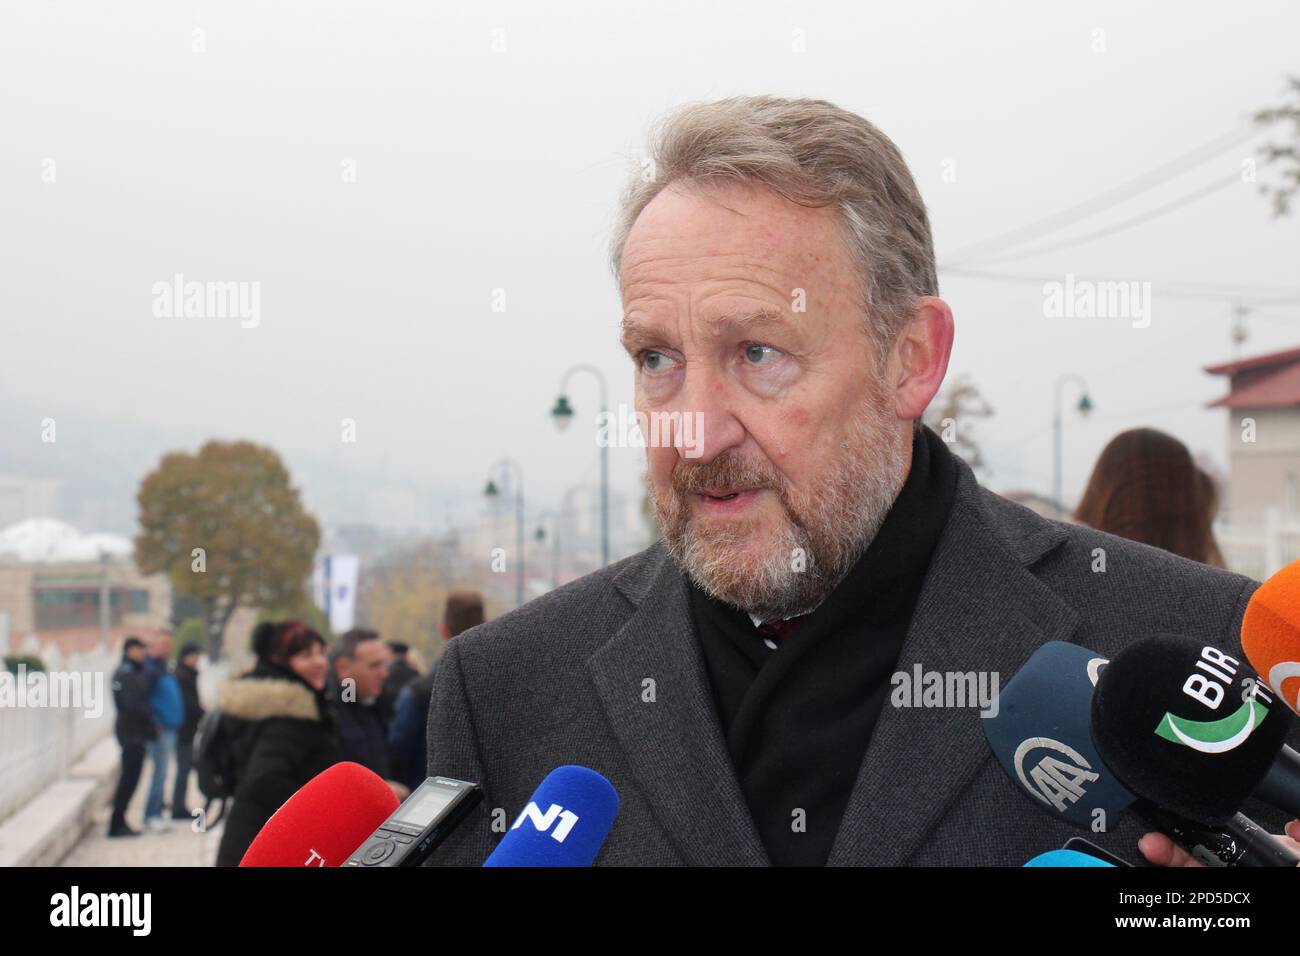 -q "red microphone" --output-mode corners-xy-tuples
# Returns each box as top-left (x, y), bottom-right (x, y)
(239, 762), (399, 867)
